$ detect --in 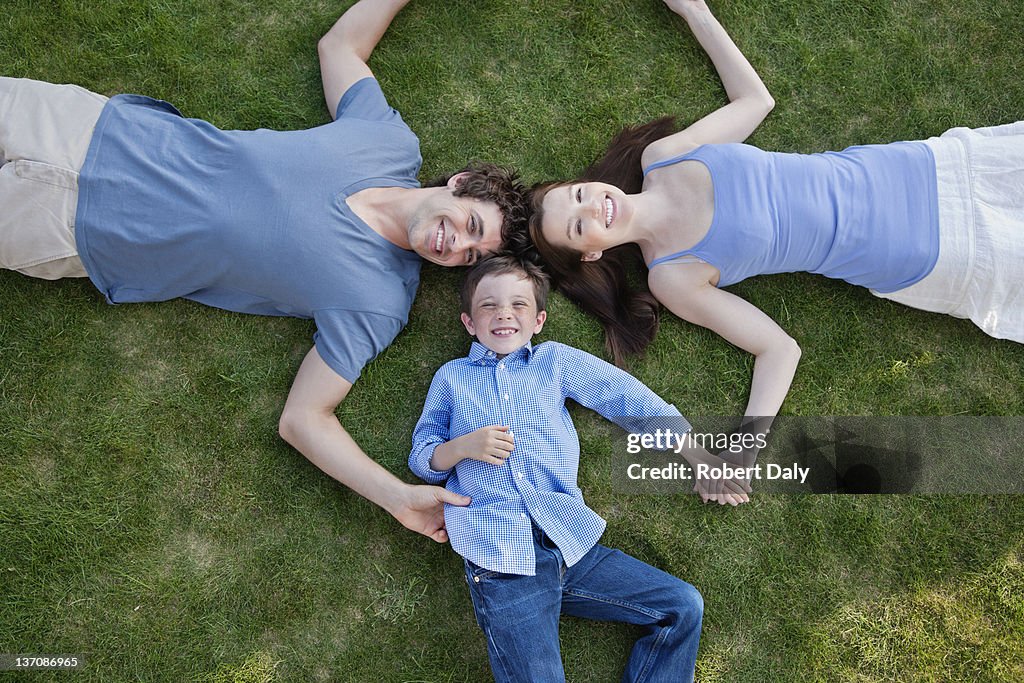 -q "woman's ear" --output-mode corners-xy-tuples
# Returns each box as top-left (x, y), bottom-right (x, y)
(581, 251), (603, 262)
